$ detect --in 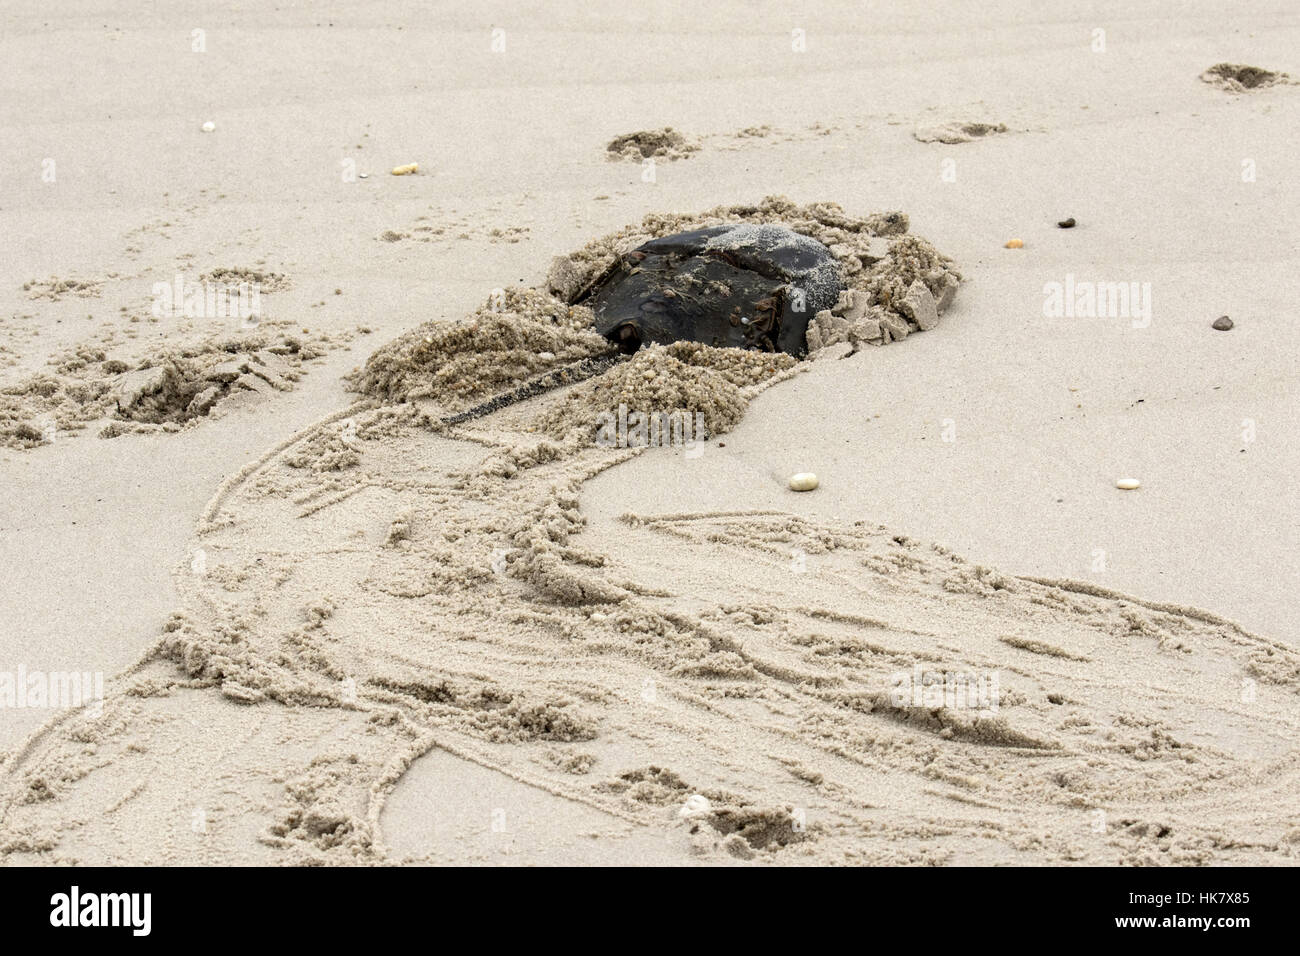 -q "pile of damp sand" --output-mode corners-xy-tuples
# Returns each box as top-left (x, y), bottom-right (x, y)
(605, 127), (699, 162)
(534, 342), (796, 443)
(1, 326), (348, 450)
(1199, 62), (1295, 92)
